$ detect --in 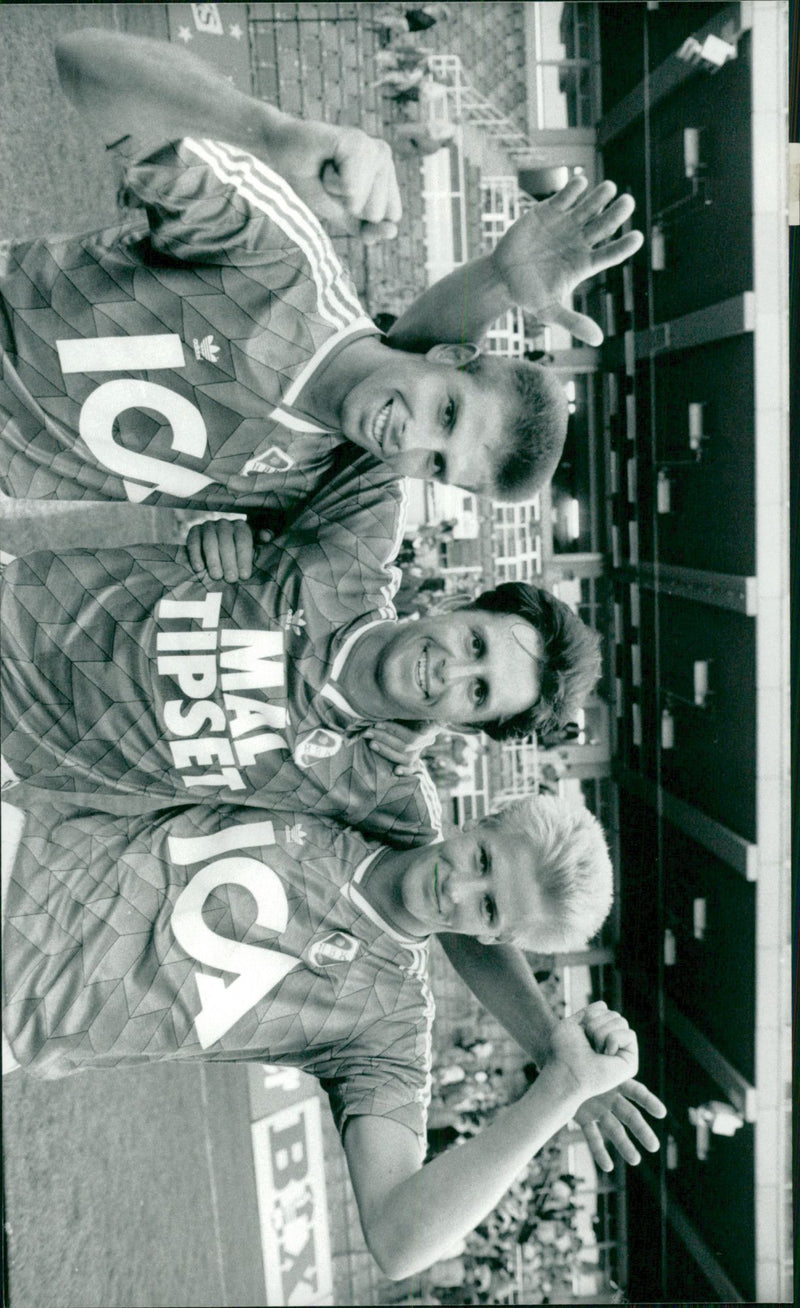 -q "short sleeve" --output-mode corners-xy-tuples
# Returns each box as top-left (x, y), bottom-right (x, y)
(321, 1049), (431, 1147)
